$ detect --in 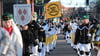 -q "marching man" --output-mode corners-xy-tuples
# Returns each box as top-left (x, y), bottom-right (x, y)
(65, 24), (72, 44)
(93, 24), (100, 56)
(0, 24), (10, 56)
(74, 15), (92, 56)
(42, 22), (50, 56)
(2, 13), (23, 56)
